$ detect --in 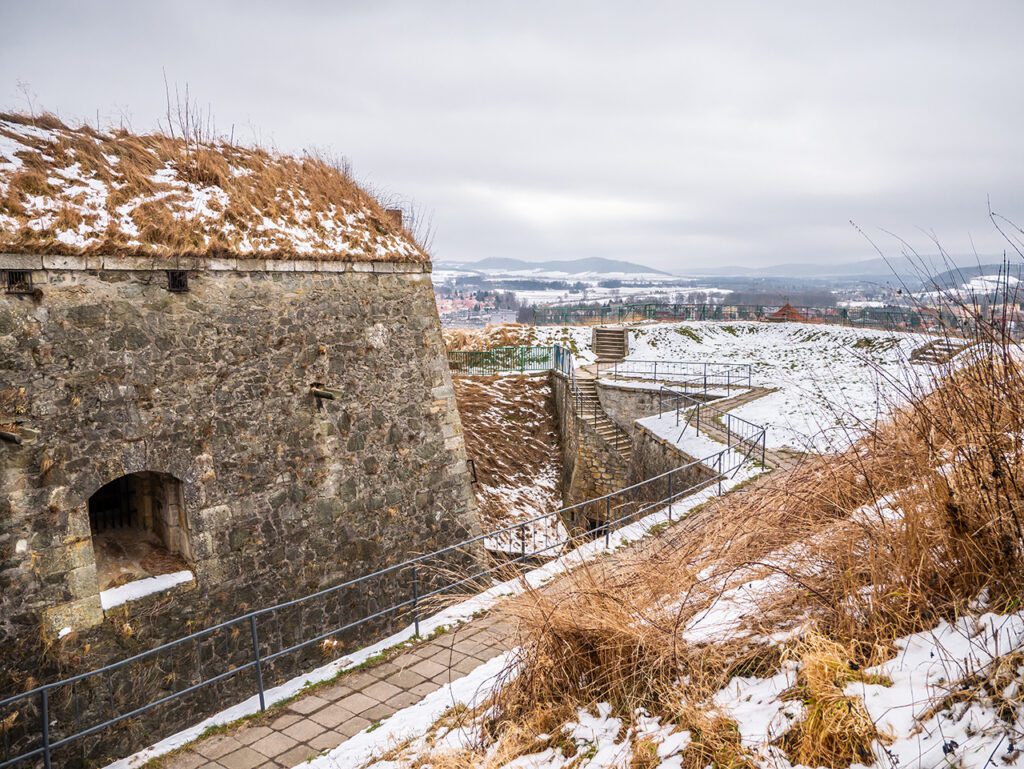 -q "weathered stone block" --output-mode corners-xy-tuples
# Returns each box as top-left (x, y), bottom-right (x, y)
(42, 596), (103, 636)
